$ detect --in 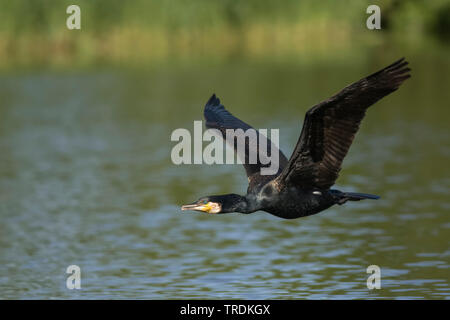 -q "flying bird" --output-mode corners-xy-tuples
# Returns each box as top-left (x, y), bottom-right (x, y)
(181, 58), (411, 219)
